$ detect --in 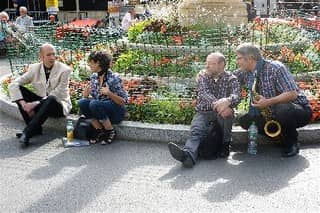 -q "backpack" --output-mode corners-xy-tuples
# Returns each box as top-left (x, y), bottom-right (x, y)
(74, 117), (97, 140)
(198, 122), (223, 160)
